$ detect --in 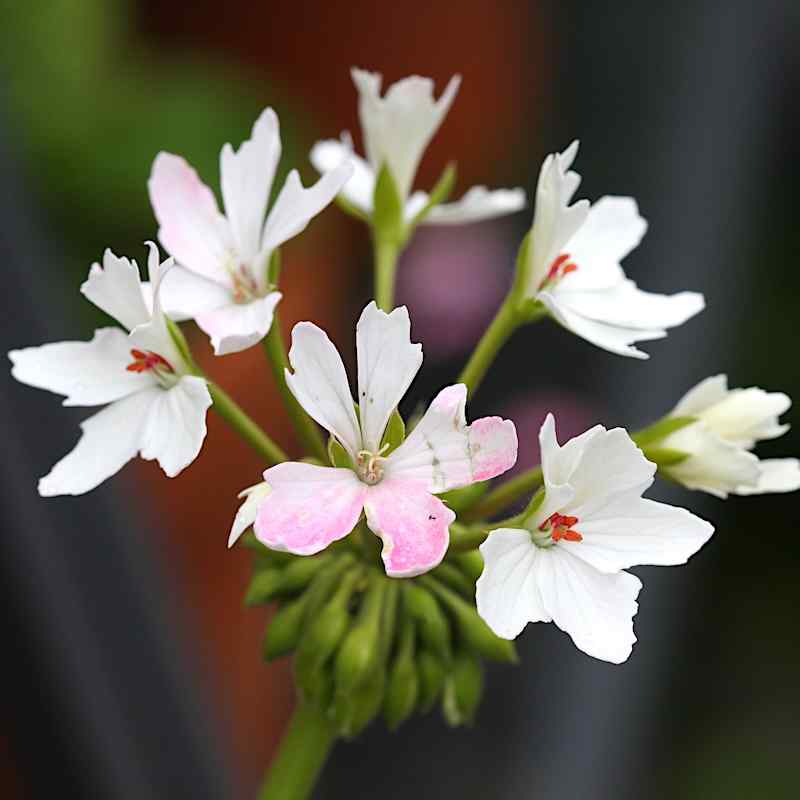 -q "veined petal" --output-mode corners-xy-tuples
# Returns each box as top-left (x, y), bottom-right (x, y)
(261, 162), (353, 254)
(539, 413), (602, 490)
(228, 482), (271, 547)
(138, 376), (212, 477)
(422, 186), (526, 225)
(38, 388), (157, 496)
(148, 152), (233, 282)
(310, 135), (375, 215)
(81, 249), (151, 331)
(221, 108), (281, 265)
(285, 321), (362, 458)
(9, 328), (155, 407)
(385, 384), (517, 493)
(477, 528), (550, 640)
(737, 458), (800, 495)
(363, 478), (453, 577)
(150, 265), (233, 322)
(355, 303), (422, 453)
(196, 292), (282, 356)
(254, 463), (366, 555)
